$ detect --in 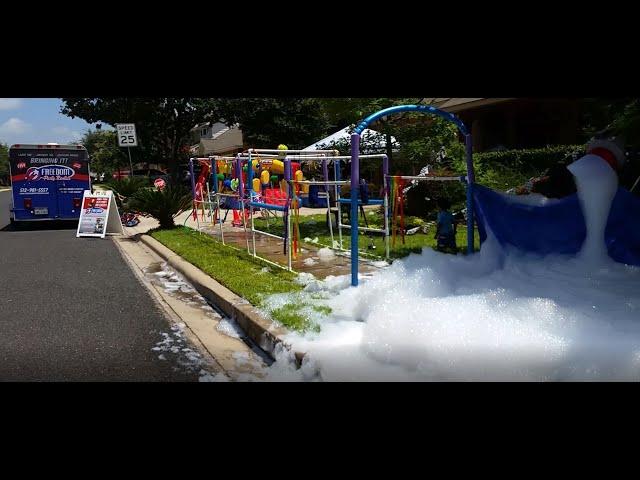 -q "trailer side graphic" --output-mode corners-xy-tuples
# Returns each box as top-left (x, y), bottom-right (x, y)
(9, 144), (91, 222)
